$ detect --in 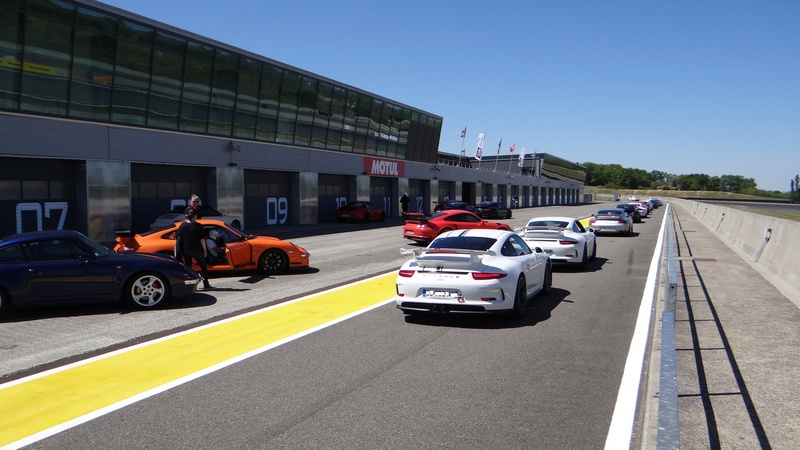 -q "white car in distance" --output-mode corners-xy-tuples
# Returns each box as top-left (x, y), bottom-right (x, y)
(518, 216), (597, 268)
